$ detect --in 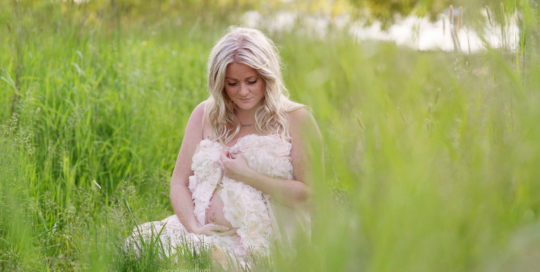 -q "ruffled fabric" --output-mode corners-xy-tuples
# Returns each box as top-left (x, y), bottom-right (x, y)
(127, 133), (309, 267)
(188, 140), (224, 227)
